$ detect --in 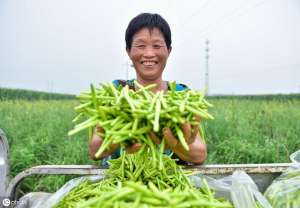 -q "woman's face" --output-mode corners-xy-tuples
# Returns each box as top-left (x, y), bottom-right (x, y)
(127, 27), (171, 81)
